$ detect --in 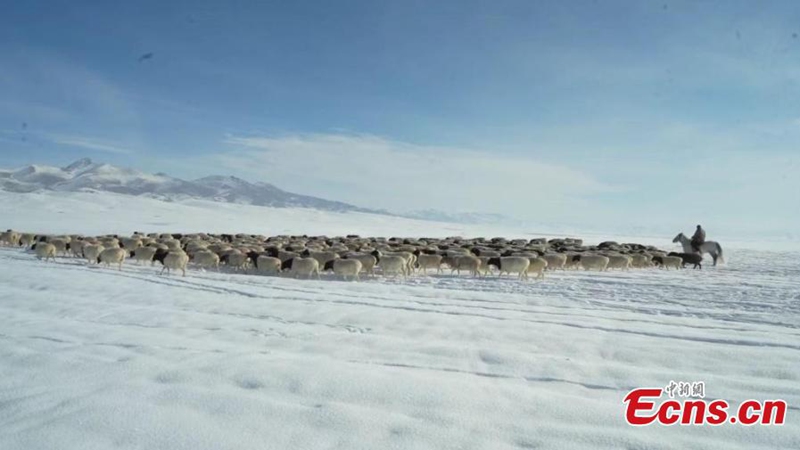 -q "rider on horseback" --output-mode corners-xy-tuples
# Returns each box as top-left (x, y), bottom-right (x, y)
(690, 225), (706, 253)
